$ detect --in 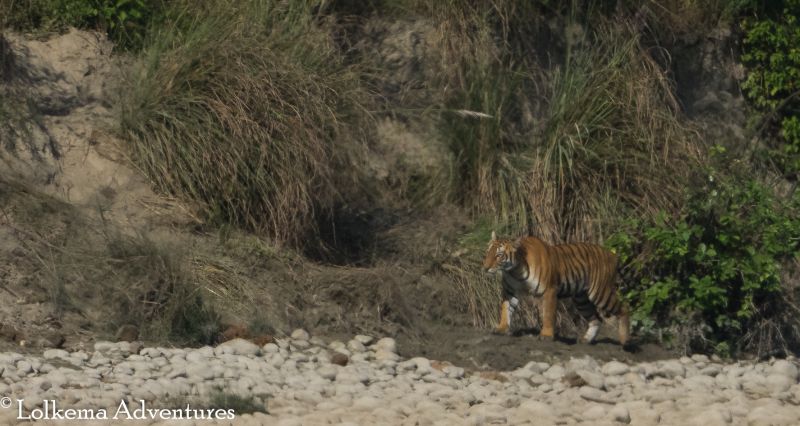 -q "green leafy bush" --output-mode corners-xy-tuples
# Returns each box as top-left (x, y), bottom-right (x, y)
(0, 0), (159, 50)
(608, 156), (800, 354)
(741, 0), (800, 176)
